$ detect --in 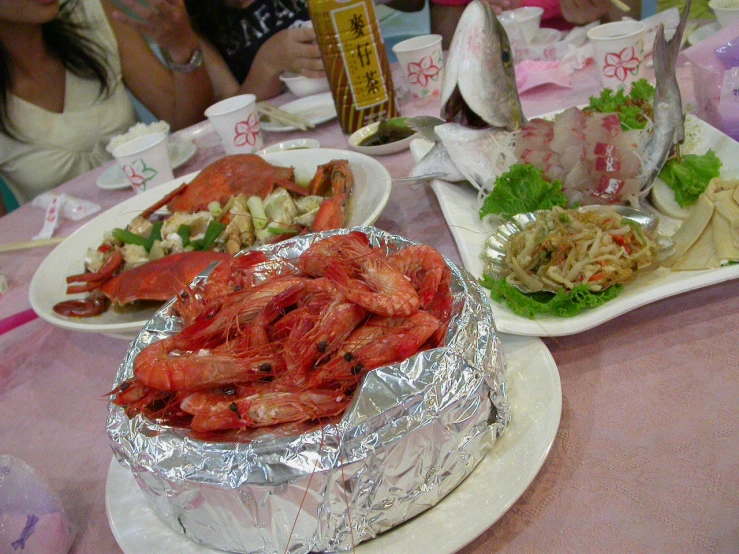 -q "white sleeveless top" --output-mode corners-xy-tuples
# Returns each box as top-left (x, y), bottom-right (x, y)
(0, 0), (136, 205)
